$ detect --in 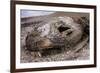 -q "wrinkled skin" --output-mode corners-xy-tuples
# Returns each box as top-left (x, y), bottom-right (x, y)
(25, 16), (87, 57)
